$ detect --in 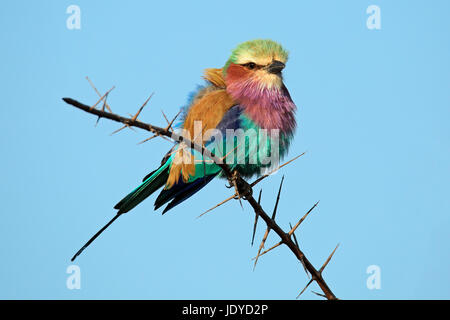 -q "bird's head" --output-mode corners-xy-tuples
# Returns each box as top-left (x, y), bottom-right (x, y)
(222, 39), (296, 133)
(223, 39), (289, 94)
